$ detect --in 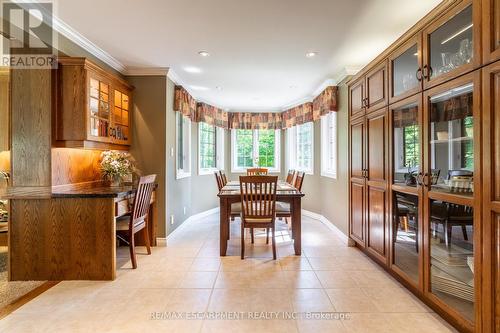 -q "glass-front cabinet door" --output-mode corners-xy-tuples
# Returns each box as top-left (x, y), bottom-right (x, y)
(88, 77), (111, 142)
(390, 96), (423, 287)
(423, 0), (480, 89)
(423, 72), (479, 328)
(112, 89), (131, 144)
(389, 35), (423, 103)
